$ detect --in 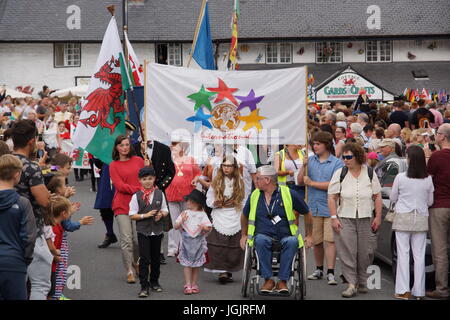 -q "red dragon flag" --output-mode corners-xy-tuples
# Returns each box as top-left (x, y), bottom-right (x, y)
(72, 15), (131, 164)
(124, 31), (144, 86)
